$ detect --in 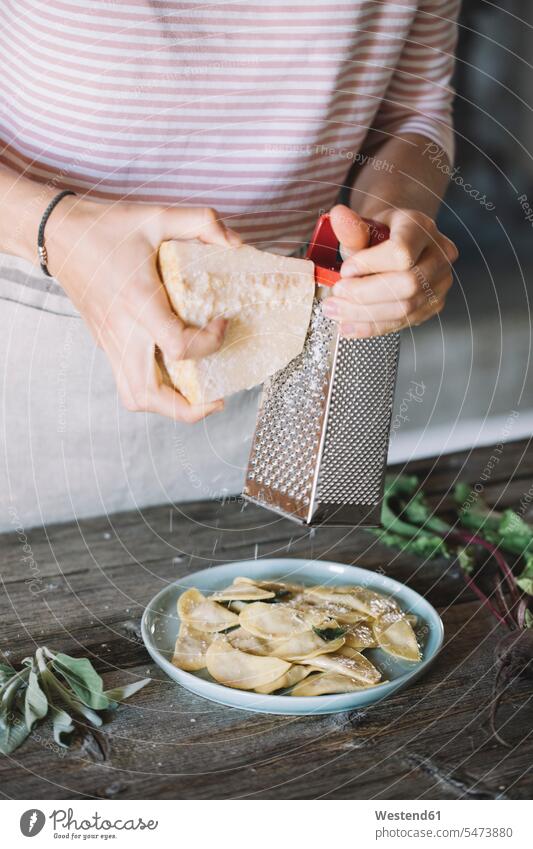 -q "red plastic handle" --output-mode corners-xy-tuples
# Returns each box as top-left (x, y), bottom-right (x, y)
(306, 213), (390, 287)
